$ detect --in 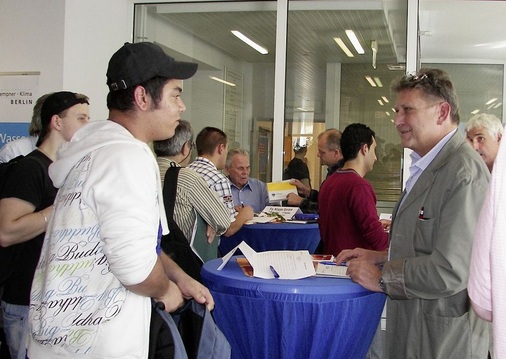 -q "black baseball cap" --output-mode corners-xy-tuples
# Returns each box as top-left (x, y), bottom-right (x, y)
(106, 42), (198, 92)
(37, 91), (89, 147)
